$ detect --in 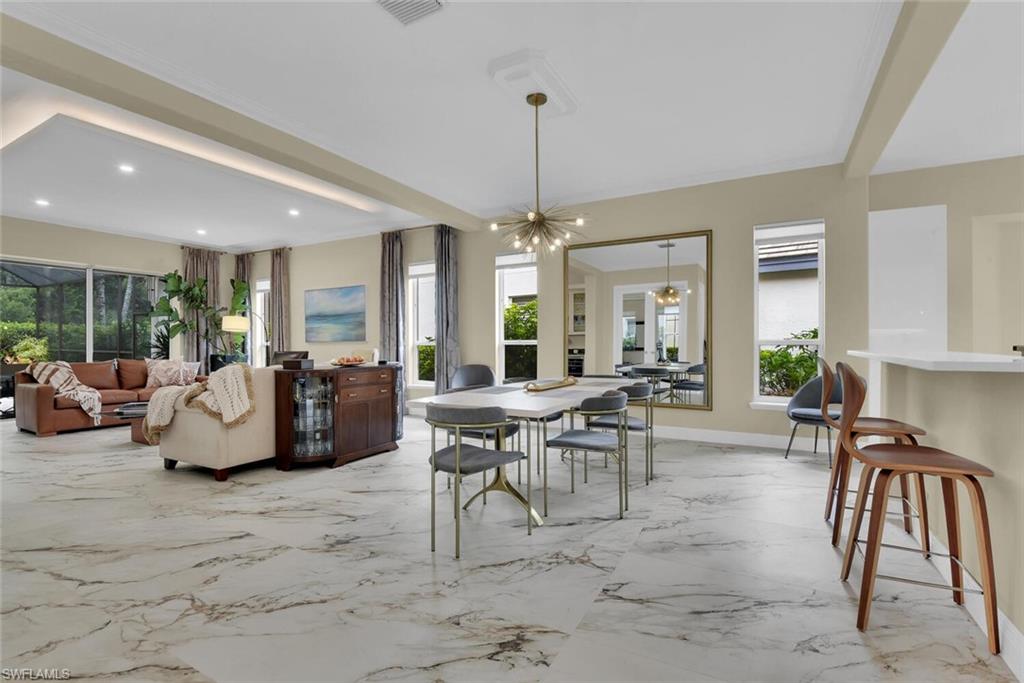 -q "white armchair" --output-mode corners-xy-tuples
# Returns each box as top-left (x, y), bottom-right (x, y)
(159, 367), (276, 481)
